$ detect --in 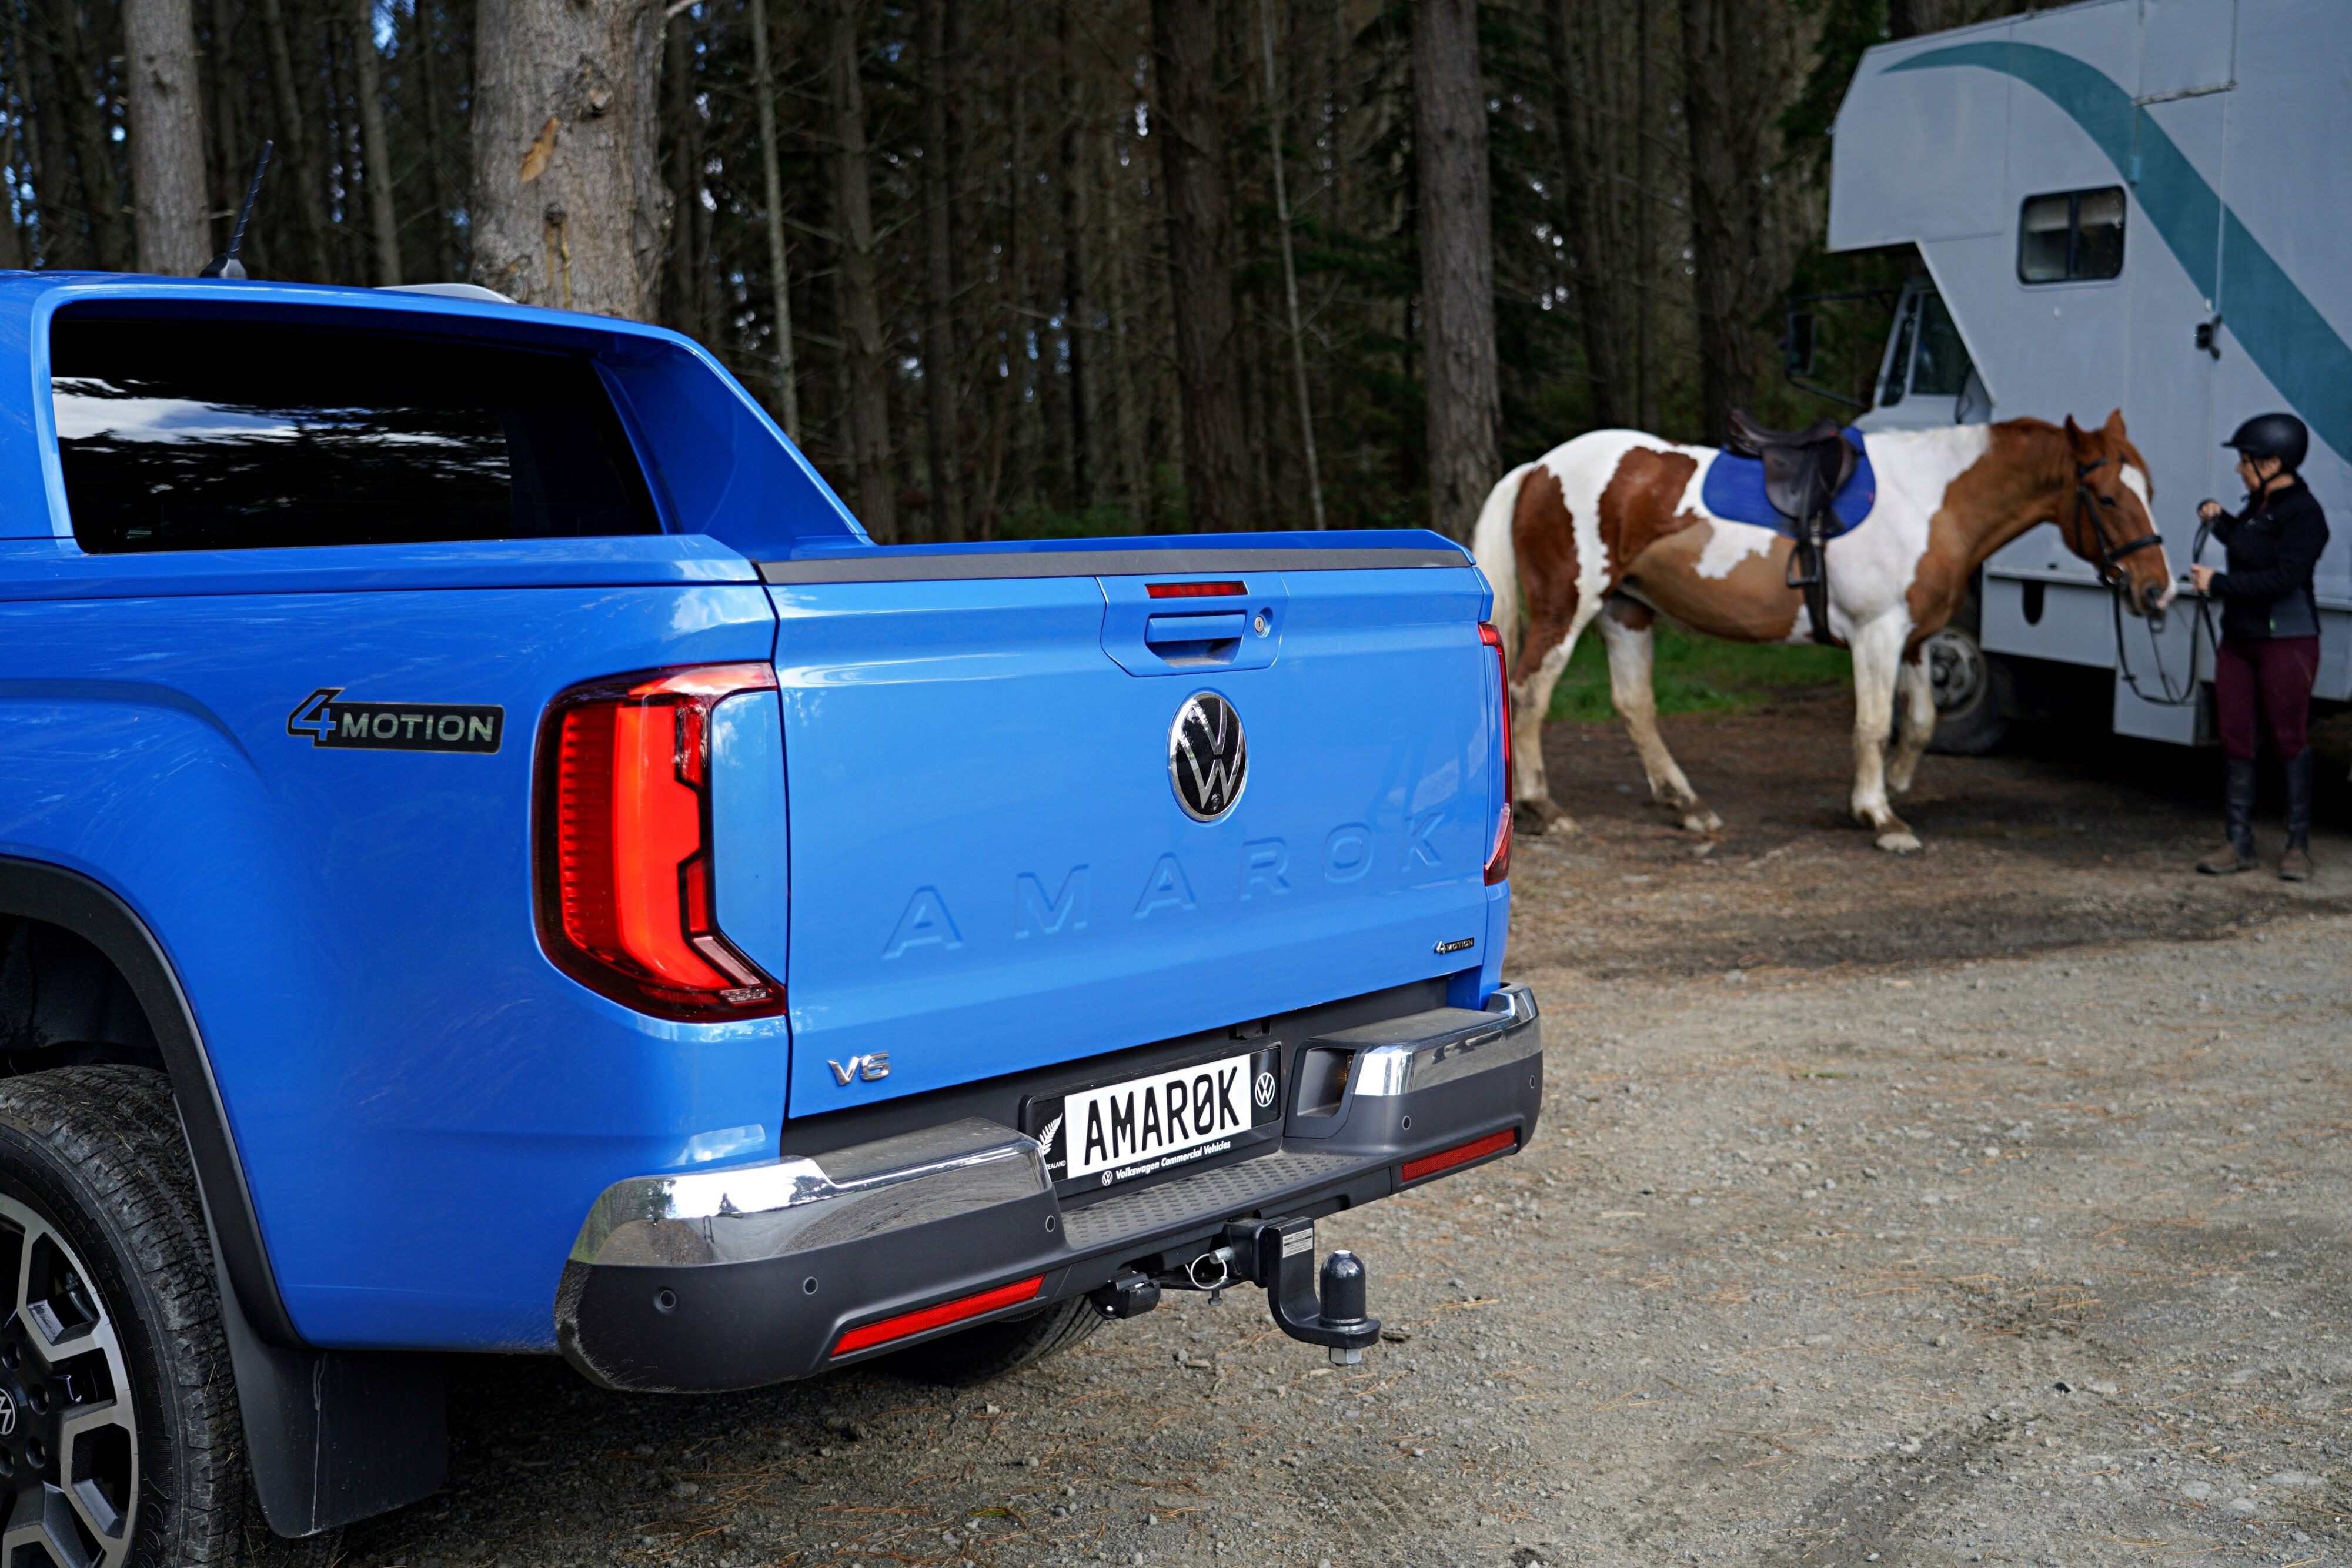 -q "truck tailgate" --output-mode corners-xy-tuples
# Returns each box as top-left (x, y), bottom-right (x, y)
(764, 550), (1501, 1111)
